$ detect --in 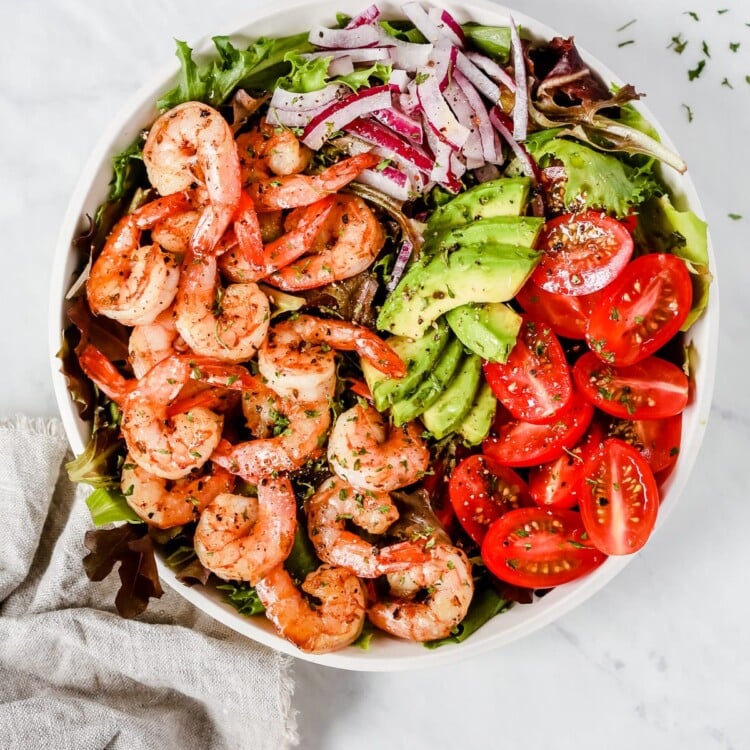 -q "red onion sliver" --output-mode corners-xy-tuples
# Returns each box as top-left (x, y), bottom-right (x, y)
(455, 51), (500, 103)
(453, 69), (499, 164)
(304, 48), (390, 63)
(415, 69), (469, 150)
(465, 50), (516, 92)
(386, 239), (415, 292)
(345, 4), (380, 29)
(267, 104), (329, 128)
(345, 117), (433, 173)
(402, 2), (453, 46)
(328, 56), (355, 76)
(373, 107), (424, 143)
(356, 165), (411, 202)
(508, 15), (529, 141)
(399, 89), (420, 116)
(429, 7), (466, 47)
(489, 106), (537, 180)
(309, 24), (382, 48)
(422, 116), (451, 182)
(429, 38), (458, 92)
(388, 69), (410, 91)
(443, 80), (484, 168)
(270, 83), (346, 112)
